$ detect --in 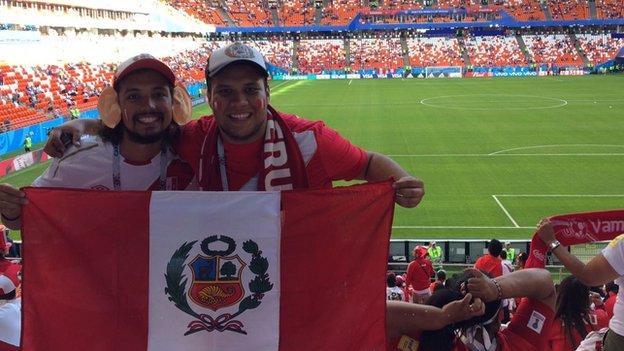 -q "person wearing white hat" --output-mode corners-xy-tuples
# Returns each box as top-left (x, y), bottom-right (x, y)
(177, 42), (424, 205)
(0, 54), (196, 229)
(0, 265), (20, 350)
